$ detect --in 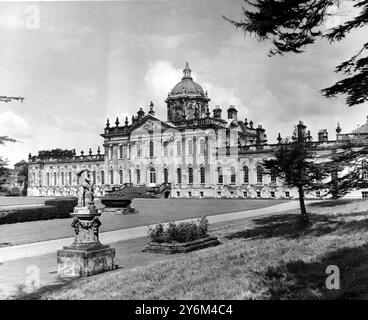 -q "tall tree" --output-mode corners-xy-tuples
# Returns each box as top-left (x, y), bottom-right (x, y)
(263, 122), (328, 225)
(224, 0), (368, 106)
